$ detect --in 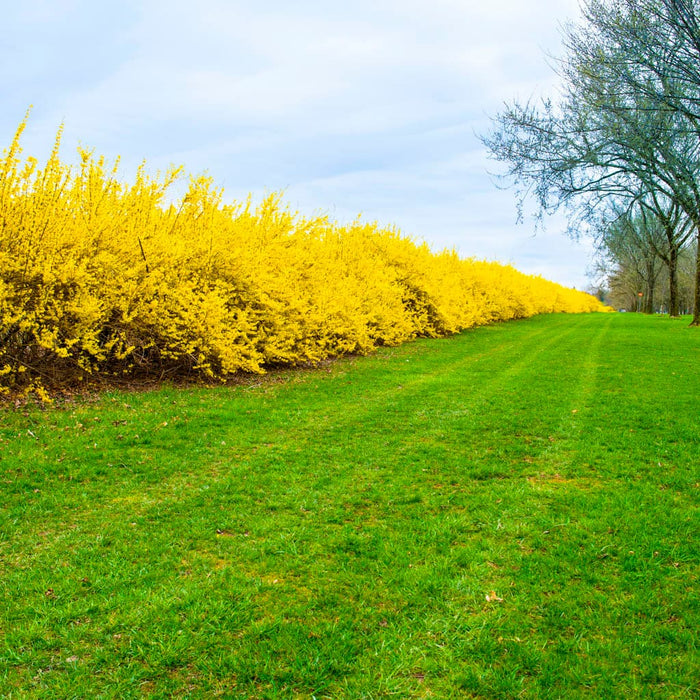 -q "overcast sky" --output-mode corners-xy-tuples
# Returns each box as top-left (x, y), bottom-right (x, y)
(2, 0), (596, 288)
